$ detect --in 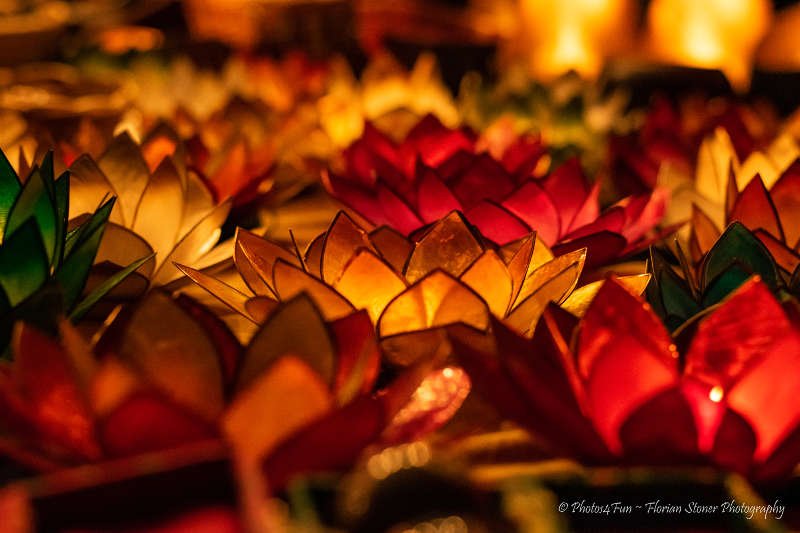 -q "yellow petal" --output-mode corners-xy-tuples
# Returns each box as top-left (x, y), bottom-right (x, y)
(68, 154), (115, 221)
(245, 296), (279, 324)
(696, 128), (736, 205)
(131, 158), (184, 267)
(738, 151), (779, 190)
(303, 233), (325, 278)
(272, 260), (355, 320)
(152, 201), (231, 286)
(321, 211), (374, 285)
(98, 132), (151, 226)
(181, 170), (217, 234)
(460, 250), (513, 316)
(235, 228), (299, 297)
(176, 263), (254, 320)
(333, 249), (406, 322)
(405, 212), (484, 284)
(506, 249), (586, 335)
(370, 226), (412, 273)
(379, 271), (490, 337)
(94, 222), (156, 279)
(562, 274), (652, 317)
